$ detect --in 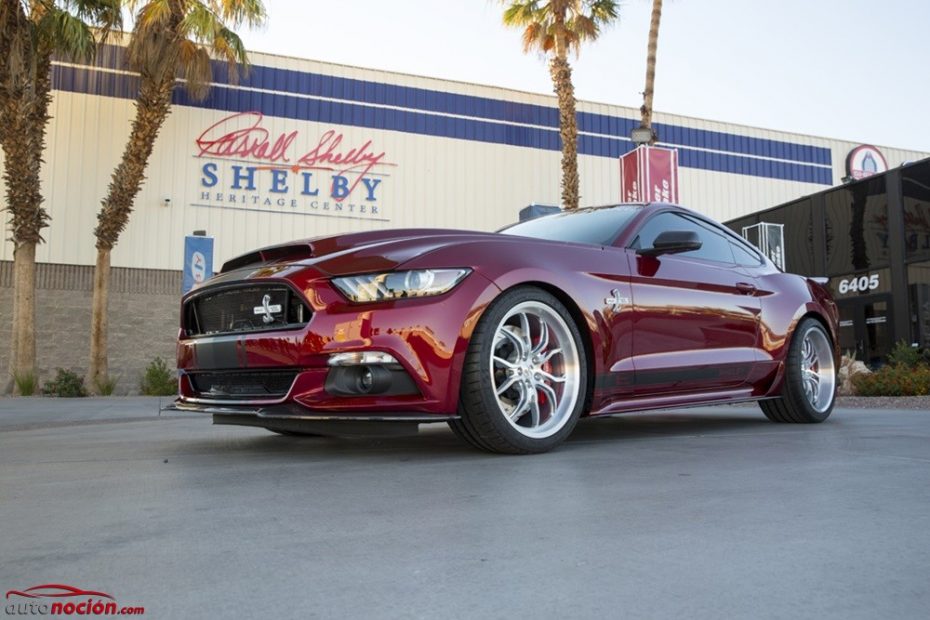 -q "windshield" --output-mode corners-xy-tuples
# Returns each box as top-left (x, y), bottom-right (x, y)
(499, 205), (641, 246)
